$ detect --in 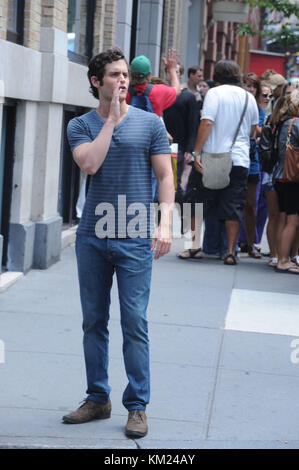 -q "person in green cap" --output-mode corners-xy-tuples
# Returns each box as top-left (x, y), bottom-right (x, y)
(126, 49), (181, 118)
